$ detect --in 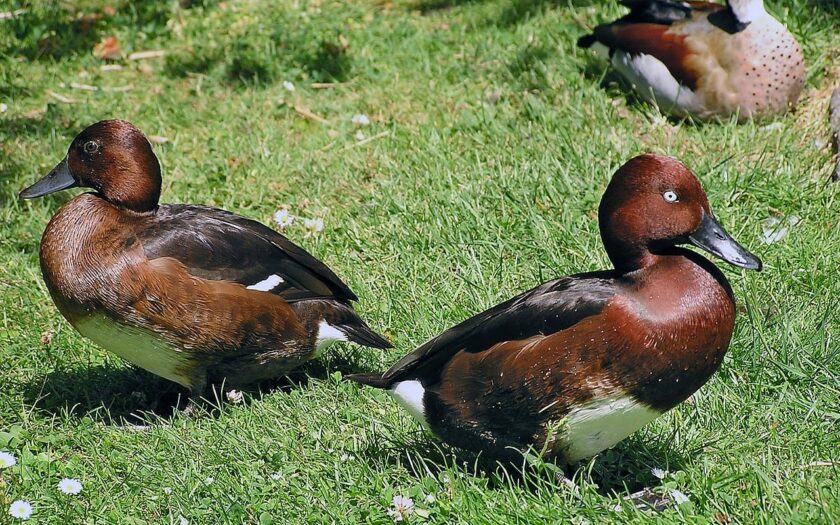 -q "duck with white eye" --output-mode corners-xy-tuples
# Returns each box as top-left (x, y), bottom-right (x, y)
(347, 154), (763, 465)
